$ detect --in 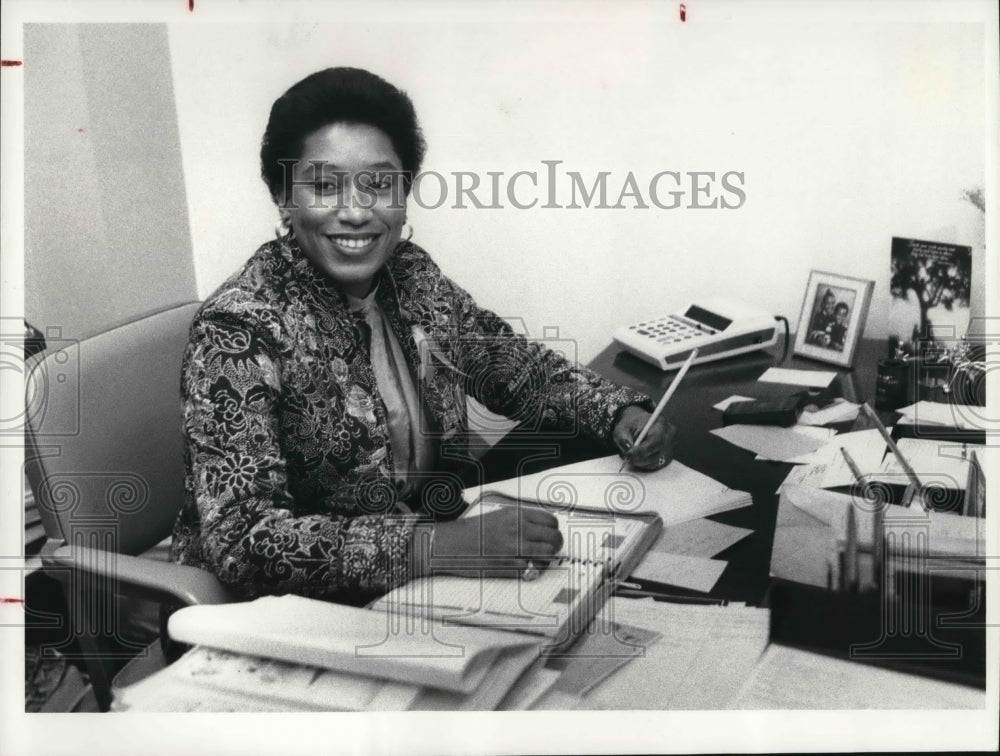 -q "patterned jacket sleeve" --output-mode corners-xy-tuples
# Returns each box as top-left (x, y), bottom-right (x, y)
(423, 259), (656, 442)
(181, 297), (415, 600)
